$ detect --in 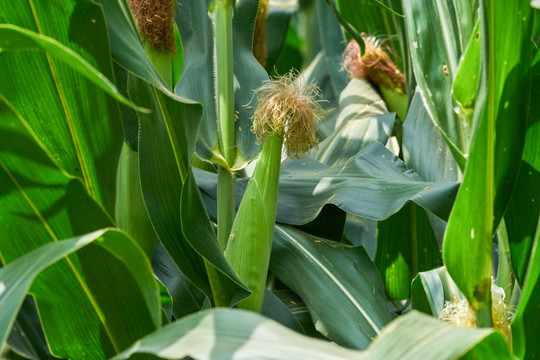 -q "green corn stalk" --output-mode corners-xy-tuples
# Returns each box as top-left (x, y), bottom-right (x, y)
(225, 73), (322, 312)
